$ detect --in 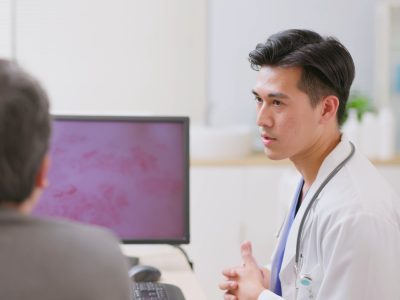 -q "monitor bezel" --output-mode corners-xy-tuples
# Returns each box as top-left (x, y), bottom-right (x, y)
(49, 114), (190, 245)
